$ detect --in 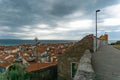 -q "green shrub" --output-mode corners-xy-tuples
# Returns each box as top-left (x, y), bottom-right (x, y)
(5, 63), (26, 80)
